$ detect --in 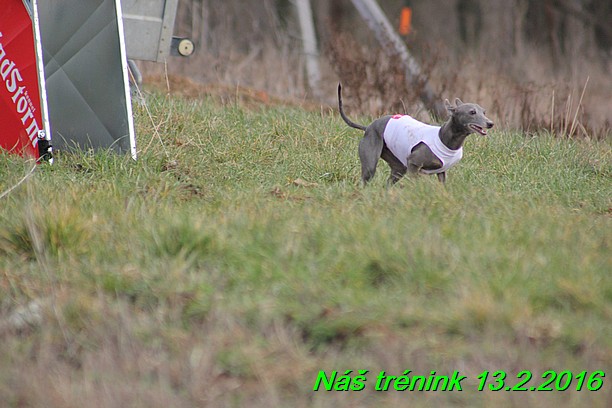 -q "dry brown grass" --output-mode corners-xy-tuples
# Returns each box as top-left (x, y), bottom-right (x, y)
(140, 43), (610, 140)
